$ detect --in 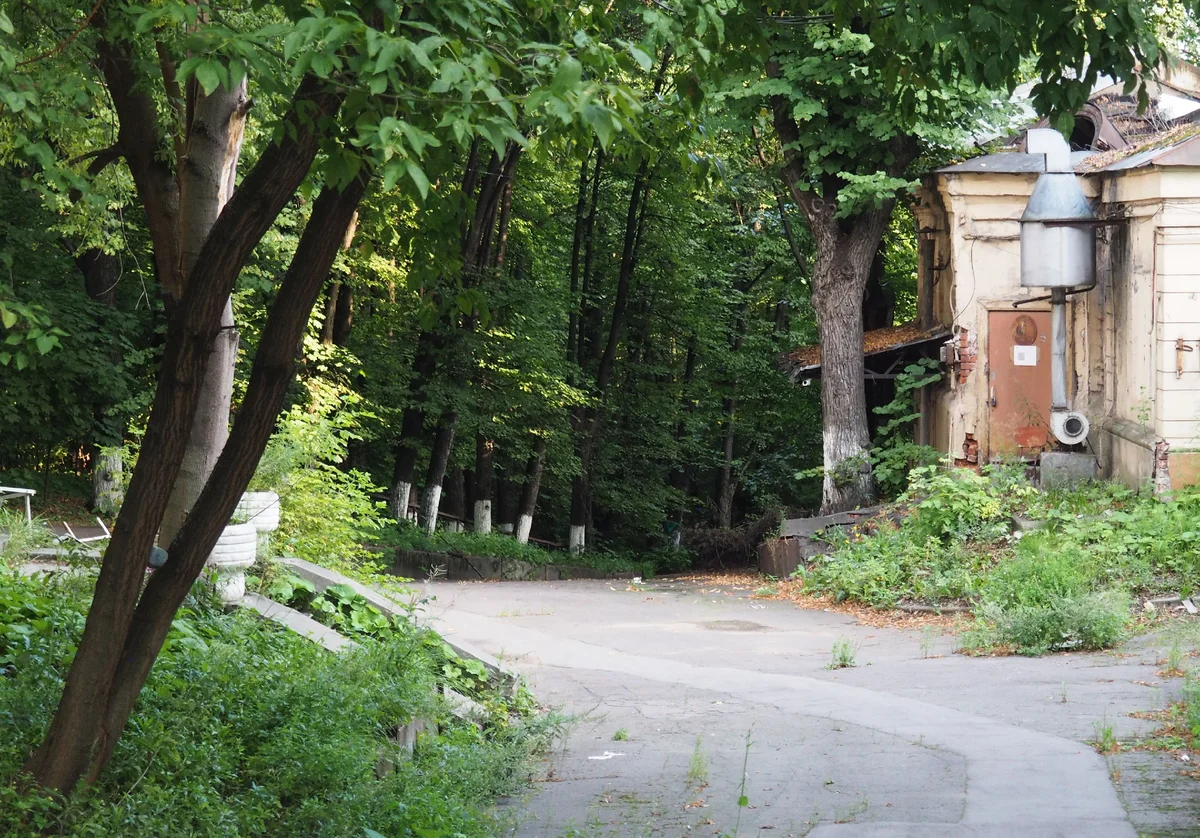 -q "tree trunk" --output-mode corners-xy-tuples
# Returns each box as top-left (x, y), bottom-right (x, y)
(332, 284), (354, 346)
(23, 65), (344, 793)
(420, 414), (456, 534)
(158, 75), (251, 547)
(320, 283), (340, 344)
(770, 87), (916, 514)
(388, 333), (436, 520)
(715, 393), (737, 529)
(77, 249), (125, 514)
(568, 474), (588, 554)
(496, 471), (517, 534)
(566, 152), (591, 368)
(473, 434), (494, 534)
(515, 439), (546, 544)
(83, 172), (369, 786)
(92, 450), (124, 518)
(443, 466), (466, 532)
